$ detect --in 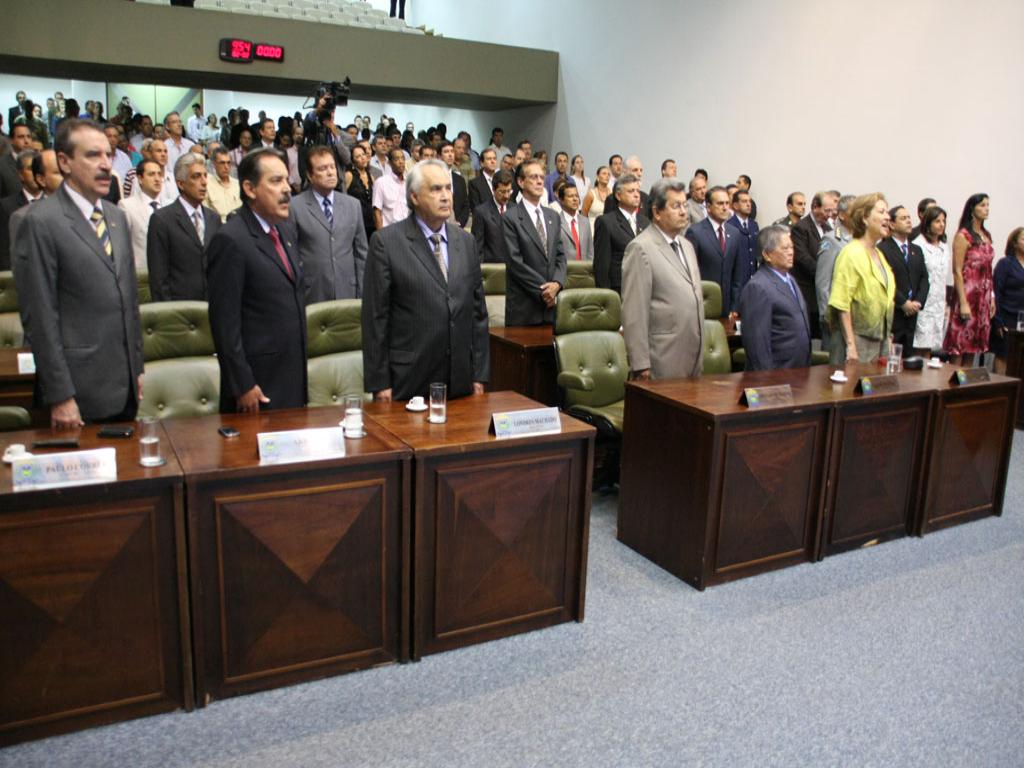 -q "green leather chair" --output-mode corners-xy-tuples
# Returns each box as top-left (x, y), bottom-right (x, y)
(553, 288), (627, 434)
(0, 406), (31, 431)
(702, 280), (722, 320)
(702, 320), (732, 374)
(137, 301), (220, 419)
(0, 271), (24, 348)
(306, 299), (366, 406)
(565, 261), (596, 290)
(481, 263), (506, 328)
(137, 270), (152, 305)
